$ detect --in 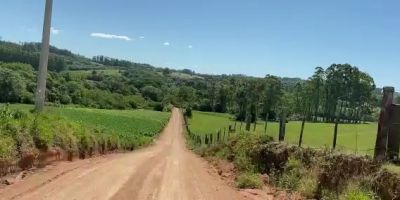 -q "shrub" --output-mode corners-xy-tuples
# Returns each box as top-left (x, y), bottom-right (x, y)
(236, 172), (263, 189)
(317, 153), (380, 196)
(30, 114), (55, 151)
(0, 68), (27, 103)
(163, 104), (173, 112)
(151, 102), (164, 111)
(372, 169), (400, 200)
(251, 141), (290, 173)
(0, 133), (16, 159)
(298, 172), (319, 199)
(342, 189), (376, 200)
(53, 122), (78, 153)
(271, 158), (305, 191)
(339, 182), (378, 200)
(185, 107), (193, 118)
